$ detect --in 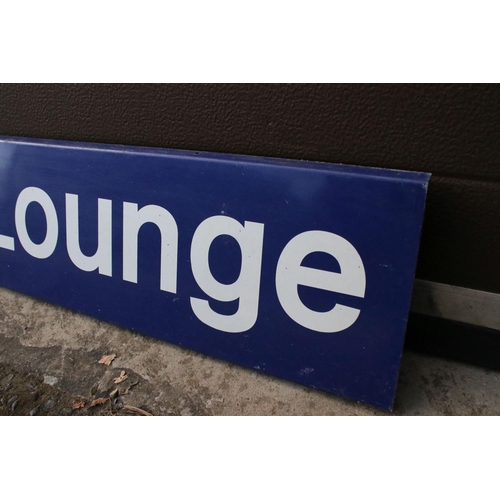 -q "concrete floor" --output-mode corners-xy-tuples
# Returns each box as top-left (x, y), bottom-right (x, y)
(0, 286), (499, 416)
